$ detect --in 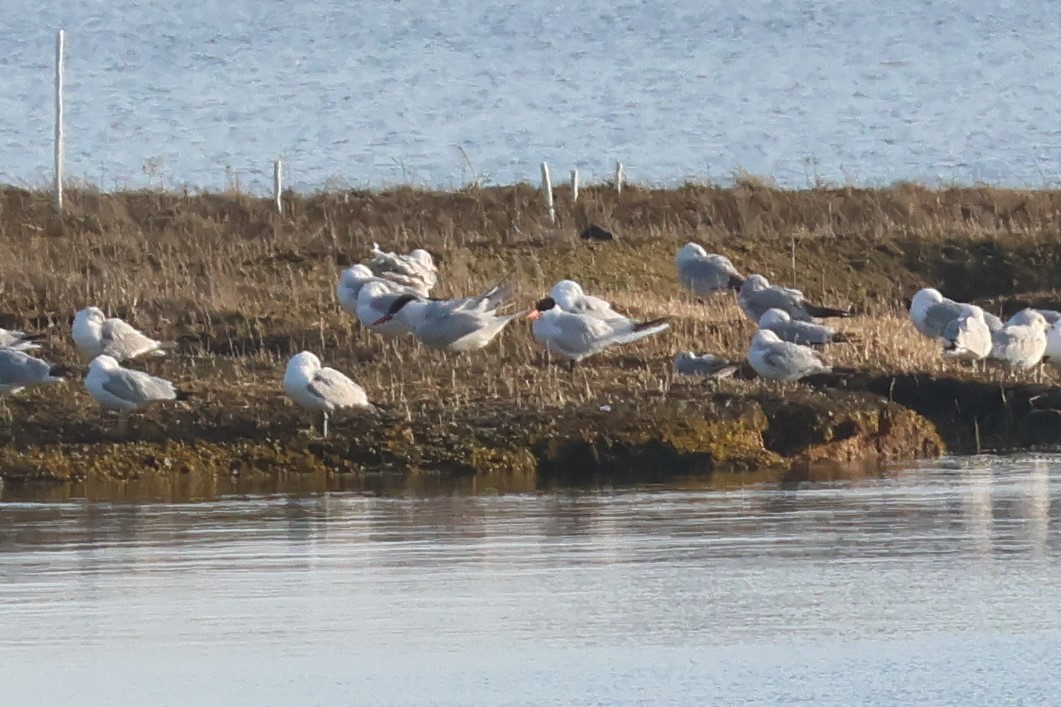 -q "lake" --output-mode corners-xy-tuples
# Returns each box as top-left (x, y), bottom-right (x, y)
(2, 454), (1059, 705)
(2, 1), (1061, 192)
